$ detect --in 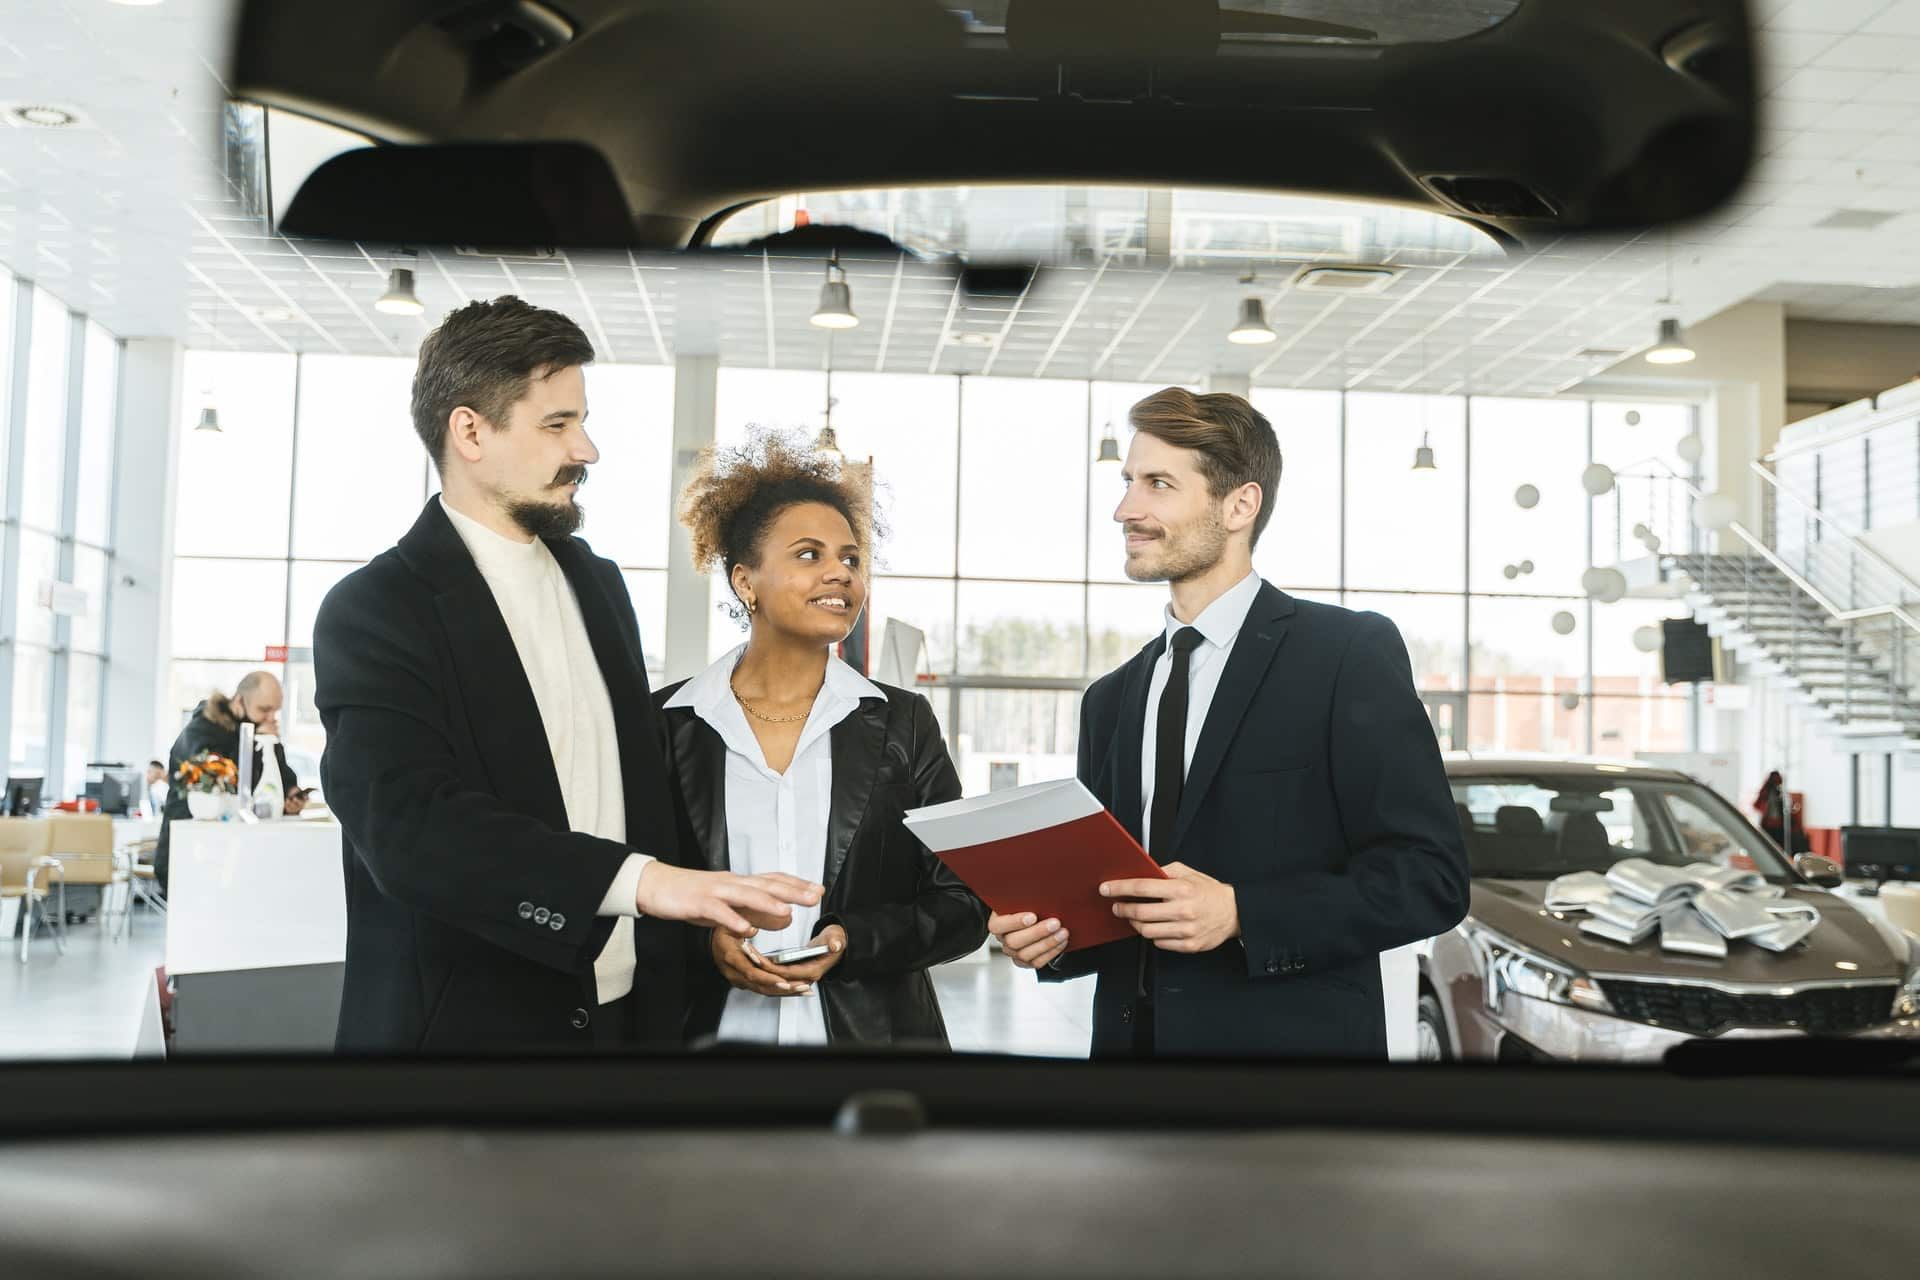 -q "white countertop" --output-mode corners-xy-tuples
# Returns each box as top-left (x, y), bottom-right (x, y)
(165, 818), (346, 976)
